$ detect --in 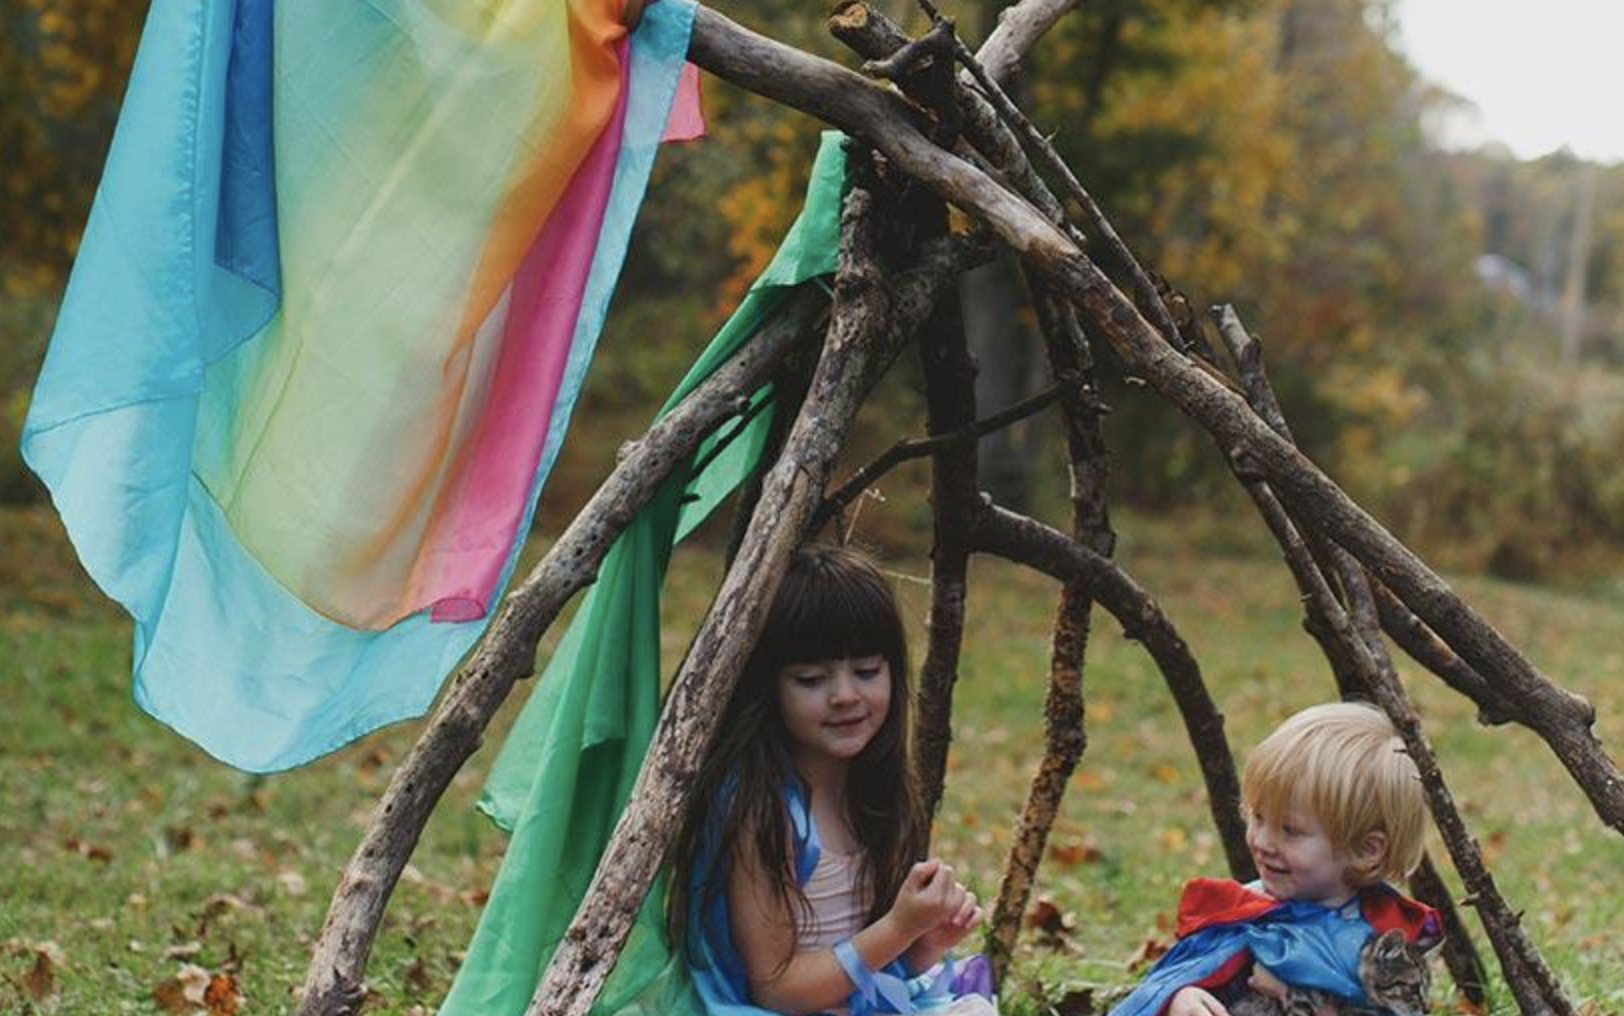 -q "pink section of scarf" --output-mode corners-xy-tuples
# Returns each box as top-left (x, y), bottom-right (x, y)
(663, 62), (706, 141)
(415, 44), (633, 623)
